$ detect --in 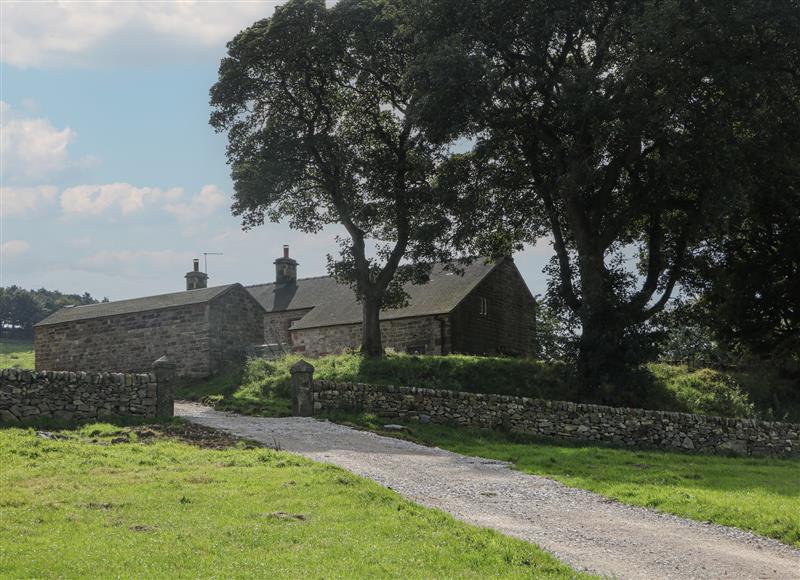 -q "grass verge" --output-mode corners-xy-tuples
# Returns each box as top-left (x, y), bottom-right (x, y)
(326, 410), (800, 548)
(0, 421), (589, 579)
(181, 353), (800, 421)
(0, 338), (34, 370)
